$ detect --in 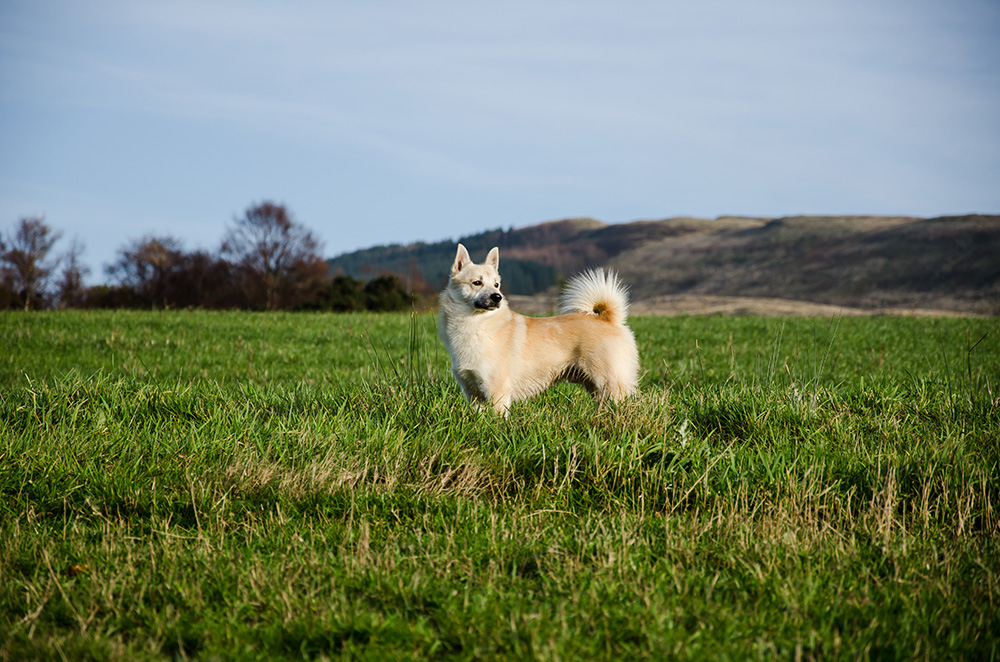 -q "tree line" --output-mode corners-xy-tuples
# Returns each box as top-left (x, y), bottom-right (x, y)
(0, 202), (416, 312)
